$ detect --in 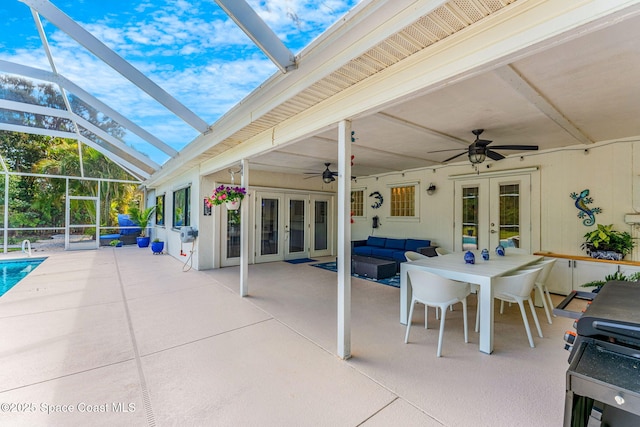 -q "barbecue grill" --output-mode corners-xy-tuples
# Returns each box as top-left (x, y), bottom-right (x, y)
(559, 281), (640, 426)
